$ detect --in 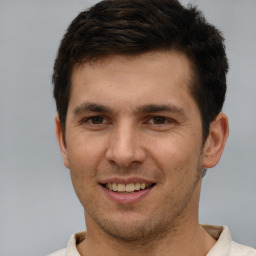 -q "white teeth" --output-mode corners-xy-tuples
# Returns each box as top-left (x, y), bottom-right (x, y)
(105, 182), (152, 192)
(126, 183), (135, 192)
(112, 183), (118, 191)
(117, 184), (126, 192)
(134, 183), (140, 190)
